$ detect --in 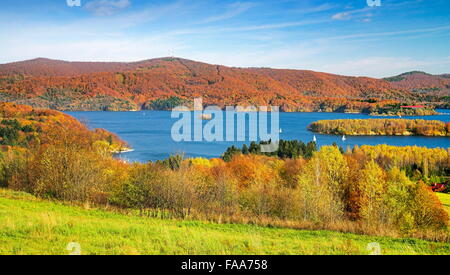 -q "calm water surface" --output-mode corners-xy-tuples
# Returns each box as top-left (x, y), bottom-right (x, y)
(66, 110), (450, 163)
